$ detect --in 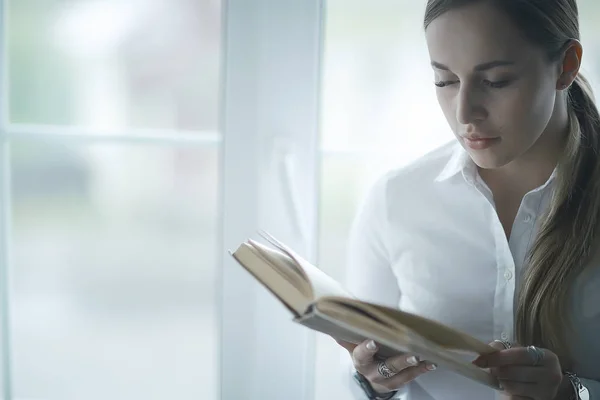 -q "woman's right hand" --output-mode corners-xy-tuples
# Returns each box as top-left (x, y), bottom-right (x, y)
(337, 339), (437, 394)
